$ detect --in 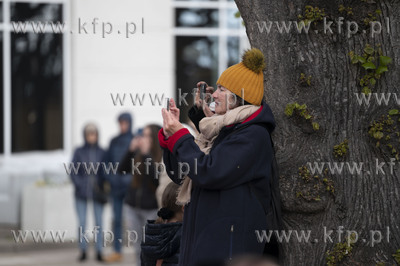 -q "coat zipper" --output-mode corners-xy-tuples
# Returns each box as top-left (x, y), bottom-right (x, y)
(229, 224), (234, 260)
